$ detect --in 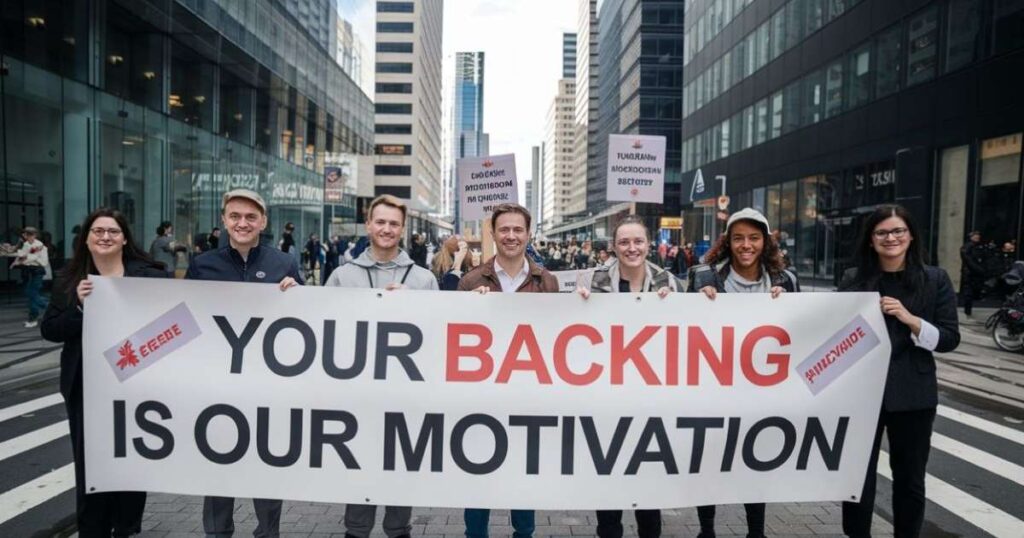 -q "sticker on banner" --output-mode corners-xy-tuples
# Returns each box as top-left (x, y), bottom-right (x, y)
(102, 302), (202, 382)
(796, 314), (881, 395)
